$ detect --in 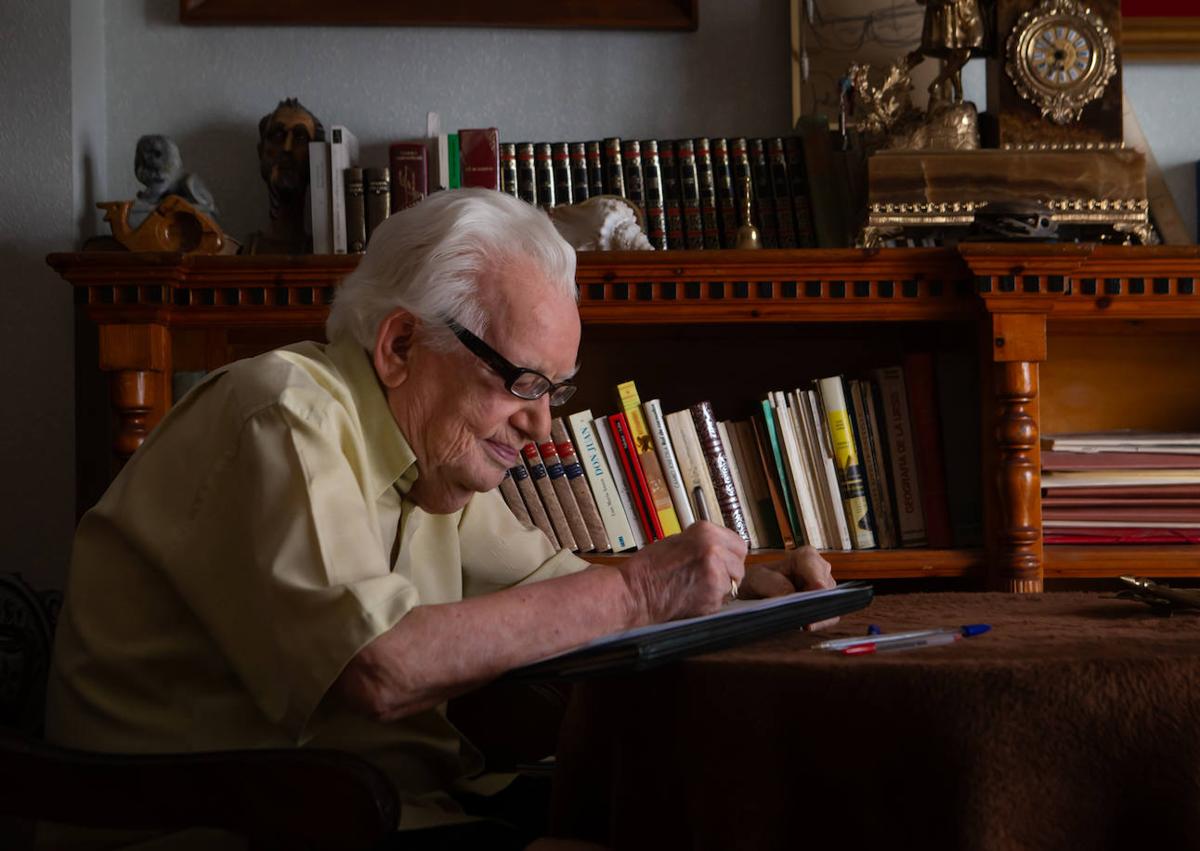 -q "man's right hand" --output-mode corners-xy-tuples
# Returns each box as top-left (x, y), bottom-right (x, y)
(618, 521), (748, 626)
